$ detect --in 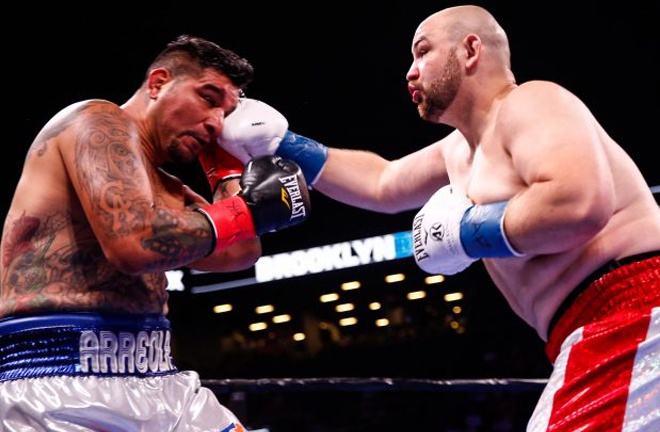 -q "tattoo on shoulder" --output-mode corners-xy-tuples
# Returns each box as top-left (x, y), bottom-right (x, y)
(74, 105), (153, 237)
(30, 103), (92, 157)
